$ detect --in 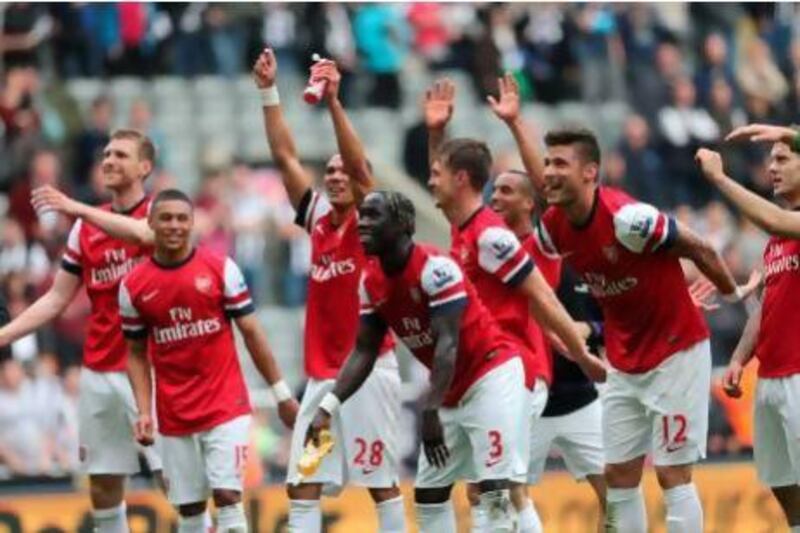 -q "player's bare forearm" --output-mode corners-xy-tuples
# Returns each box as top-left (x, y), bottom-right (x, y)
(331, 319), (386, 402)
(671, 222), (737, 295)
(327, 97), (374, 203)
(731, 302), (761, 367)
(126, 338), (153, 416)
(521, 269), (587, 361)
(716, 172), (800, 238)
(235, 313), (284, 386)
(507, 118), (546, 195)
(82, 204), (152, 246)
(427, 309), (461, 410)
(0, 270), (81, 346)
(262, 105), (312, 209)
